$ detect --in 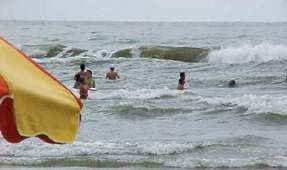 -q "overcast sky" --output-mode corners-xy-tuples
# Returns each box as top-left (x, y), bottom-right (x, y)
(0, 0), (286, 22)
